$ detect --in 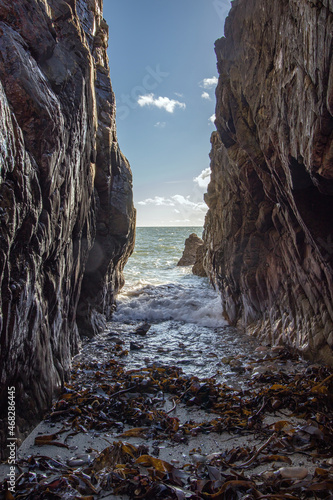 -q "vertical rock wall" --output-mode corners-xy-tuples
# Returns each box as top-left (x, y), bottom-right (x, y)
(204, 0), (333, 365)
(0, 0), (135, 453)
